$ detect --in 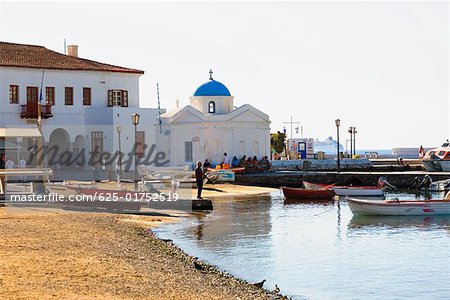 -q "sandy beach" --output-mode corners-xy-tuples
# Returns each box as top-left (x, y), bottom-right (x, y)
(0, 185), (283, 300)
